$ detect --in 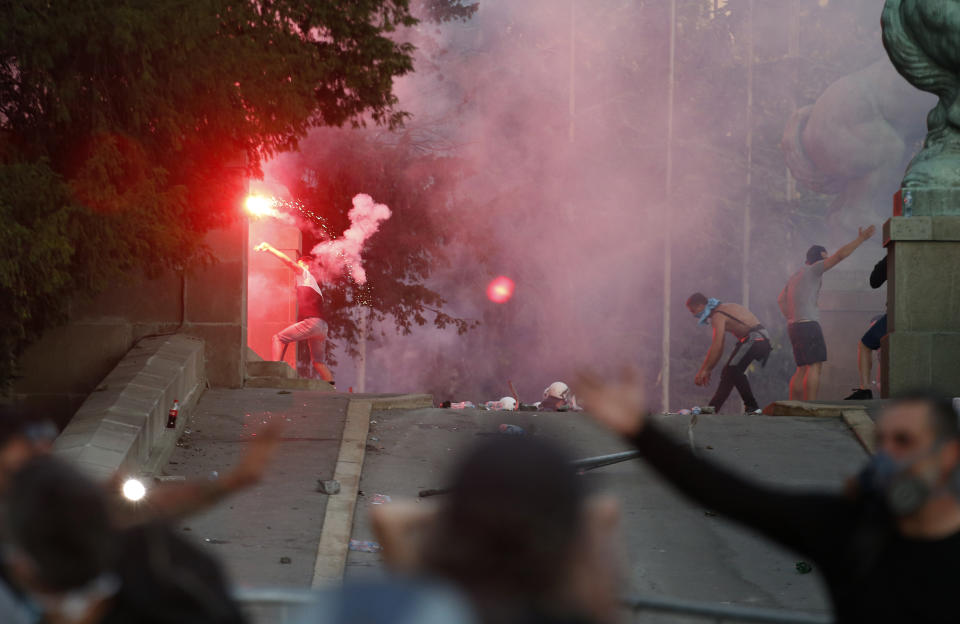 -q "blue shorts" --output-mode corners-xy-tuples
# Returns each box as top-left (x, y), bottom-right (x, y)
(861, 314), (887, 351)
